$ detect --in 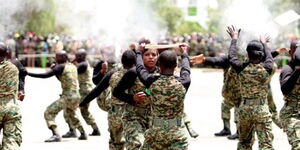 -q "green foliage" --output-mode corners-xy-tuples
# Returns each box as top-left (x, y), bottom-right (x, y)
(150, 0), (184, 35)
(25, 0), (56, 35)
(175, 21), (205, 35)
